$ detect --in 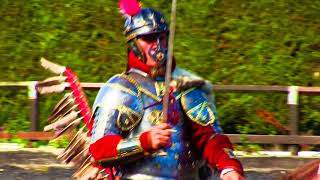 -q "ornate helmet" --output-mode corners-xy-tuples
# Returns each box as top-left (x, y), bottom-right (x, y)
(124, 8), (168, 42)
(119, 0), (173, 77)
